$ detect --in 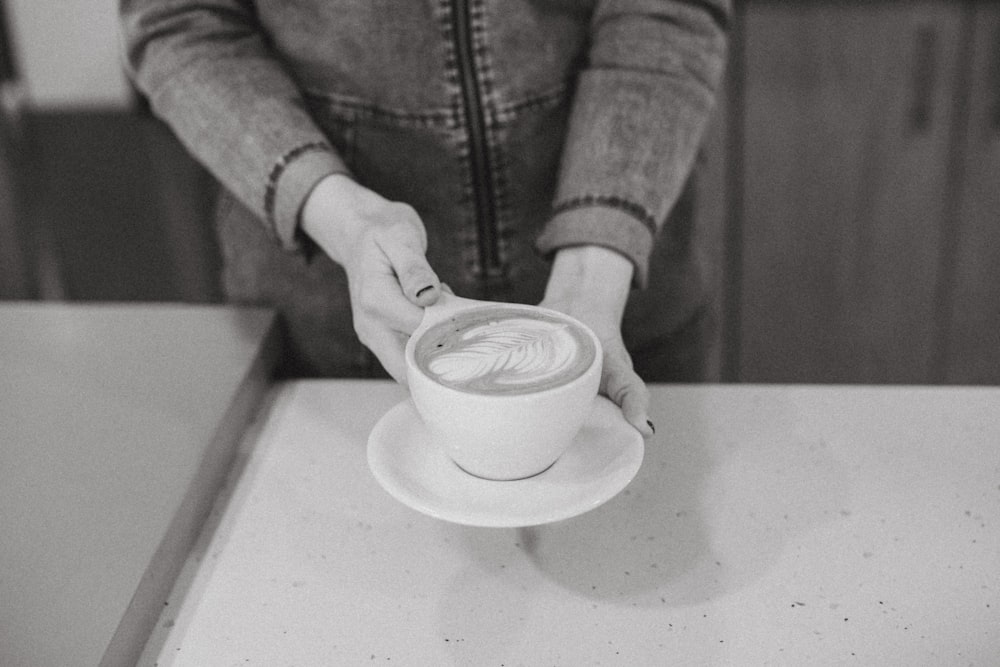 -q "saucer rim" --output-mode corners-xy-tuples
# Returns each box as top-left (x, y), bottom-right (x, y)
(366, 396), (644, 527)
